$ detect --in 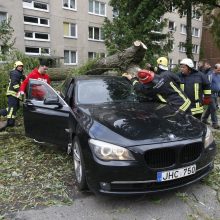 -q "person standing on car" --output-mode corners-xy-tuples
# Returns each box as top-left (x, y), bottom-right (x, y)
(18, 59), (51, 97)
(123, 68), (191, 114)
(201, 64), (220, 129)
(0, 61), (25, 131)
(177, 58), (211, 120)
